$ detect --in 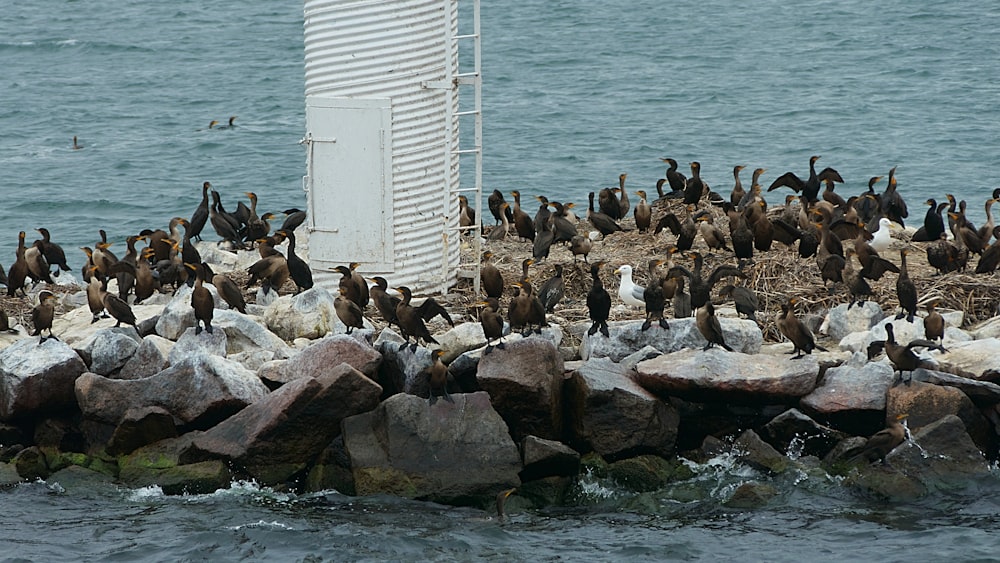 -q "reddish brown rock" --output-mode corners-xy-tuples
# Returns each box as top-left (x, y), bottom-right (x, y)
(185, 363), (382, 485)
(258, 334), (382, 387)
(634, 347), (819, 404)
(476, 338), (566, 442)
